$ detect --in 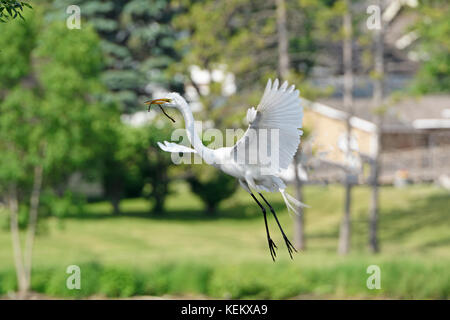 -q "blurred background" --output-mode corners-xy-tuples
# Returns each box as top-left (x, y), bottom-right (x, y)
(0, 0), (449, 299)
